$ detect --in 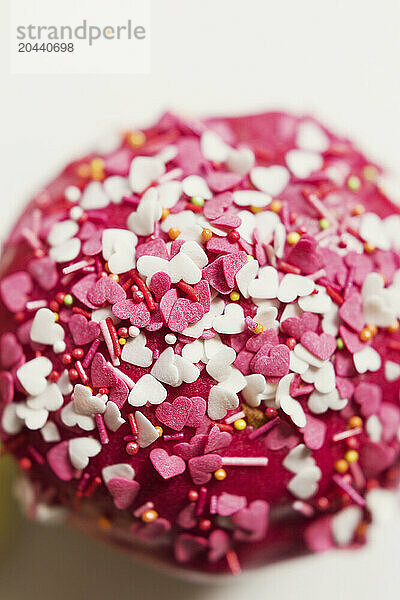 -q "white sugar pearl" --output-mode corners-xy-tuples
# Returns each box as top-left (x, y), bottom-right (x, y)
(70, 206), (84, 221)
(165, 334), (177, 345)
(64, 185), (81, 203)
